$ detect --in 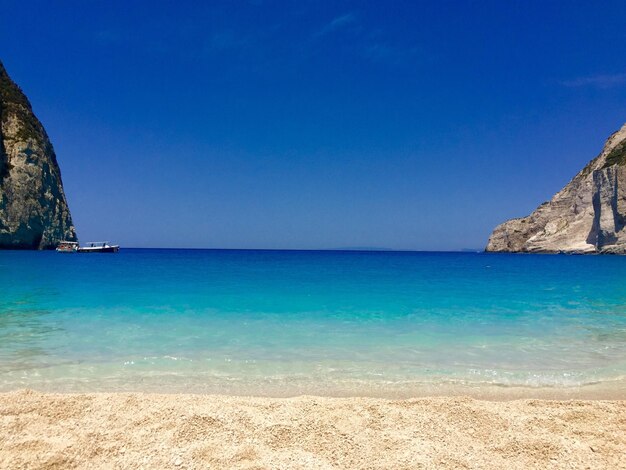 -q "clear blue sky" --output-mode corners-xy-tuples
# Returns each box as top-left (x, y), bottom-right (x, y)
(2, 1), (626, 250)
